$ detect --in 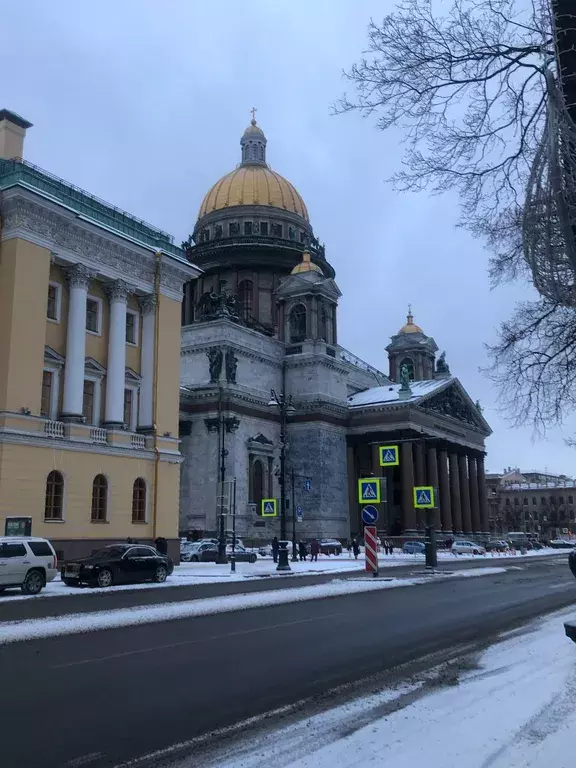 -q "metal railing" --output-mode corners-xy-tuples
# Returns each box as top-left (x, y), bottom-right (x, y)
(339, 347), (386, 378)
(131, 433), (146, 449)
(44, 420), (64, 439)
